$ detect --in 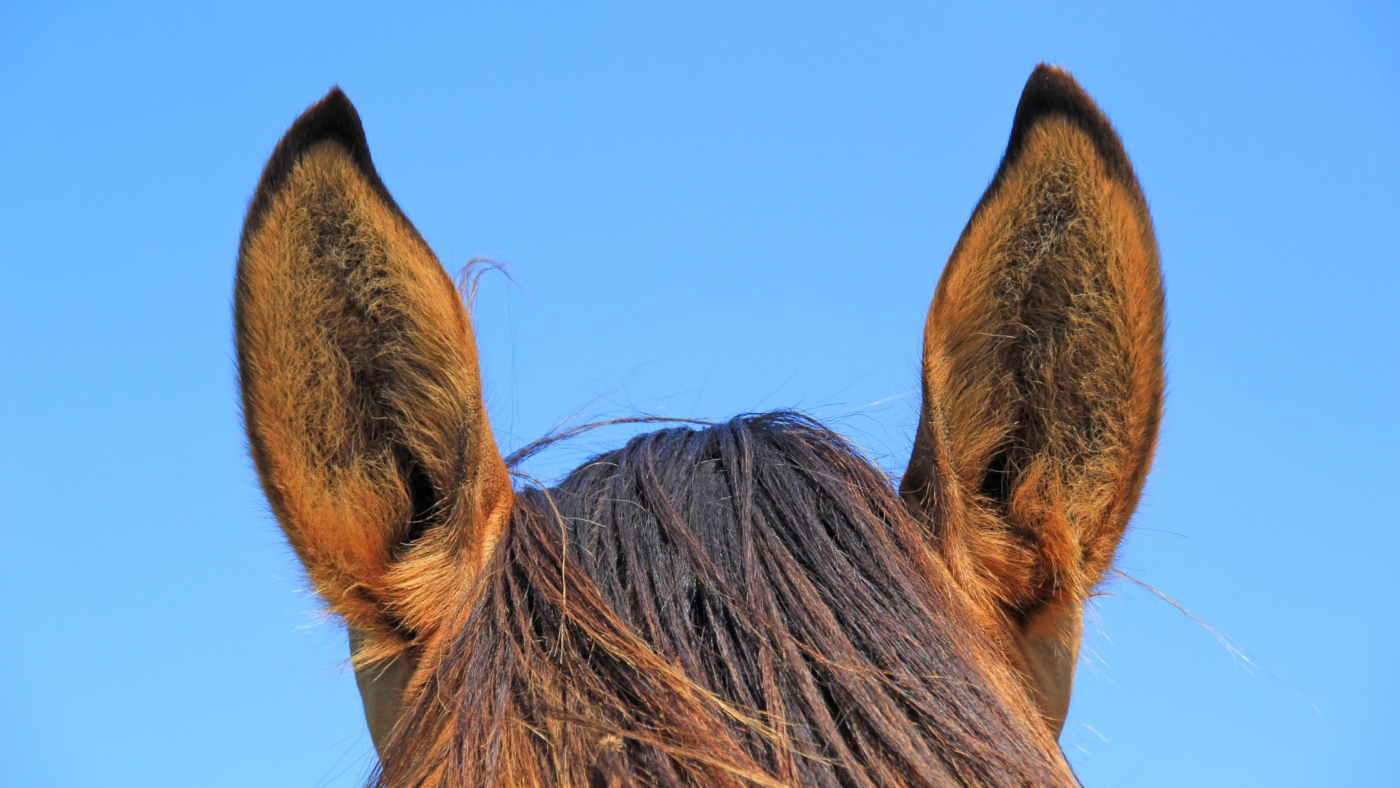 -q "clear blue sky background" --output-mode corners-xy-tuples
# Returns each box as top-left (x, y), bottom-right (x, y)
(2, 2), (1396, 786)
